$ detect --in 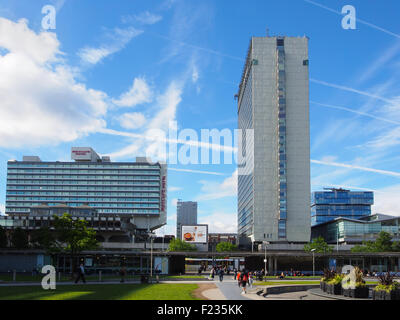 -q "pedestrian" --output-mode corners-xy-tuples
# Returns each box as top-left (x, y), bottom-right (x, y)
(248, 272), (254, 288)
(236, 270), (241, 287)
(120, 265), (126, 283)
(219, 268), (224, 282)
(233, 268), (237, 280)
(75, 263), (86, 284)
(240, 270), (249, 294)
